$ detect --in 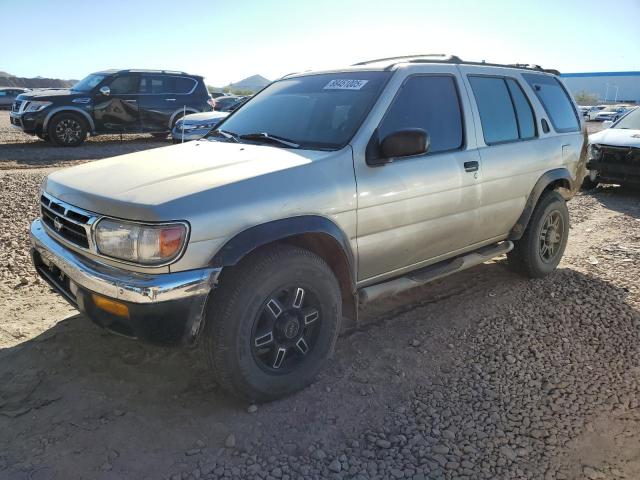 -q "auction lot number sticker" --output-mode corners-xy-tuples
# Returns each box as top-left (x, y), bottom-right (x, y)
(324, 79), (369, 90)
